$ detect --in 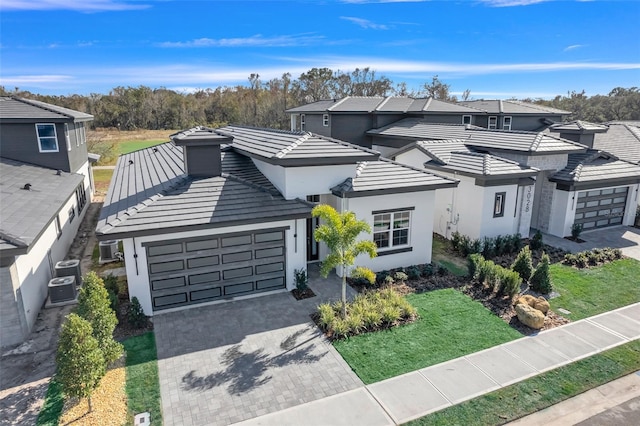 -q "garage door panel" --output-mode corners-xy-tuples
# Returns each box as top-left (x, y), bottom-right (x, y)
(574, 187), (628, 230)
(146, 228), (287, 311)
